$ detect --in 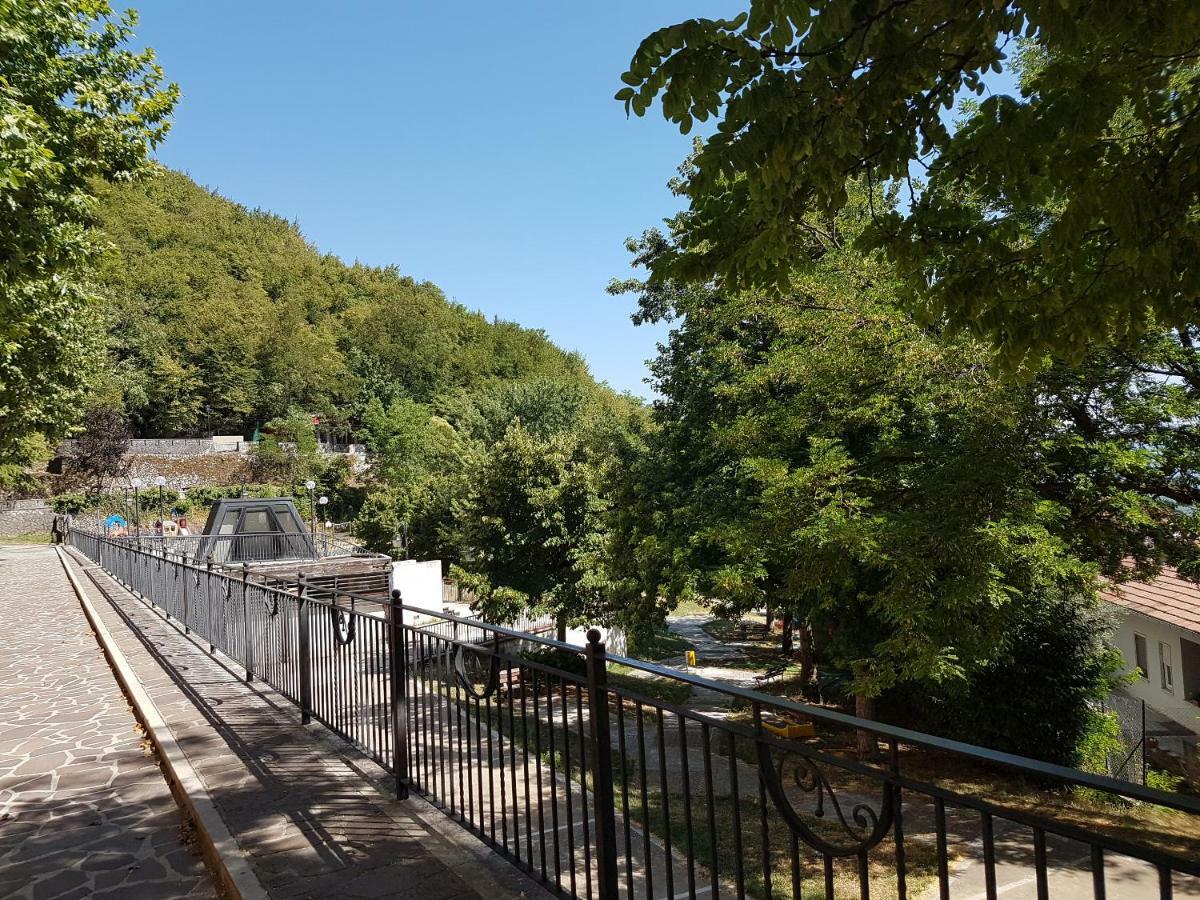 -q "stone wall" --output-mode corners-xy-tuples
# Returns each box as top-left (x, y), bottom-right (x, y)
(0, 499), (54, 535)
(58, 437), (250, 458)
